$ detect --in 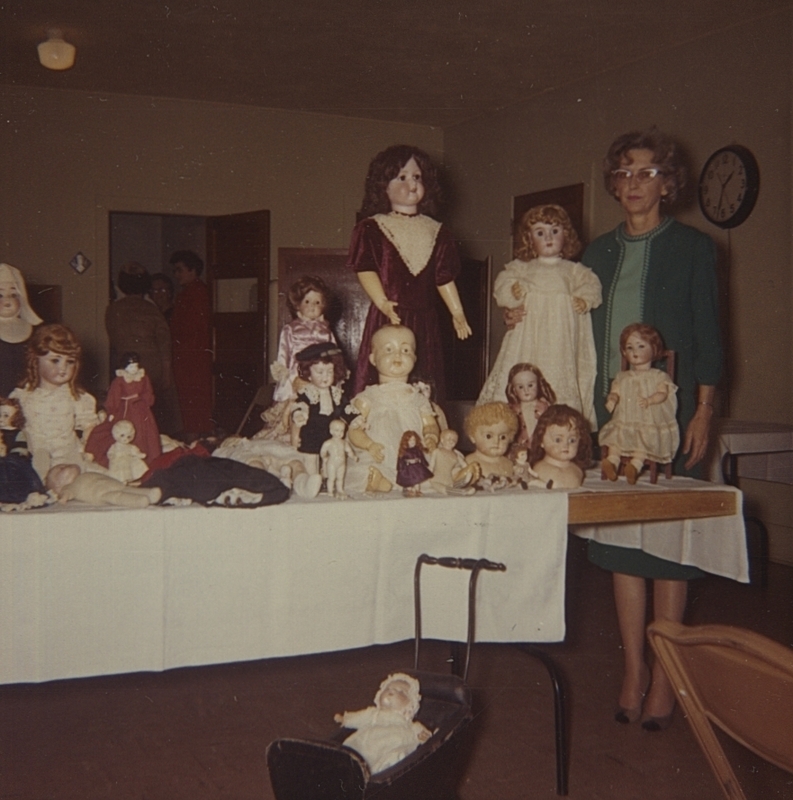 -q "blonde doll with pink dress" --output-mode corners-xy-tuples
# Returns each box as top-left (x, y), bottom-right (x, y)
(478, 204), (601, 429)
(11, 324), (101, 480)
